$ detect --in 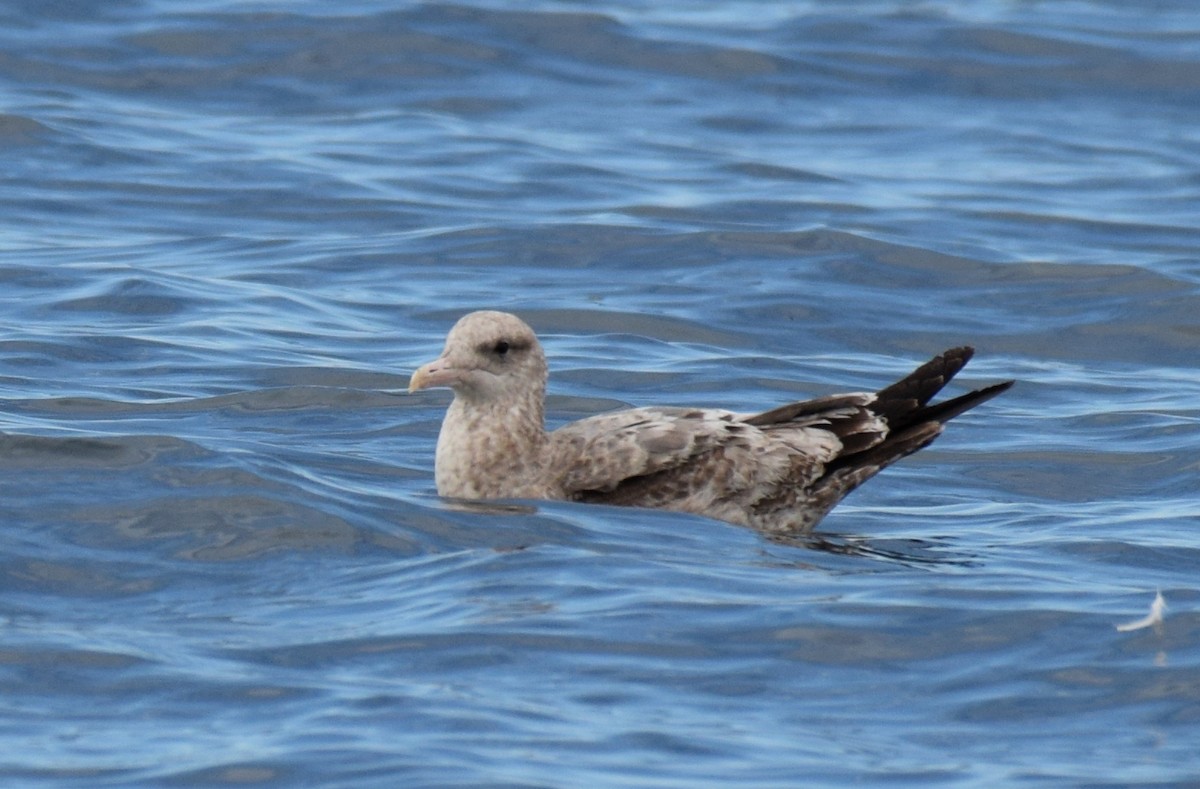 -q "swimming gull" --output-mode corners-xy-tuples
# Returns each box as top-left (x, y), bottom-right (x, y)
(409, 311), (1012, 533)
